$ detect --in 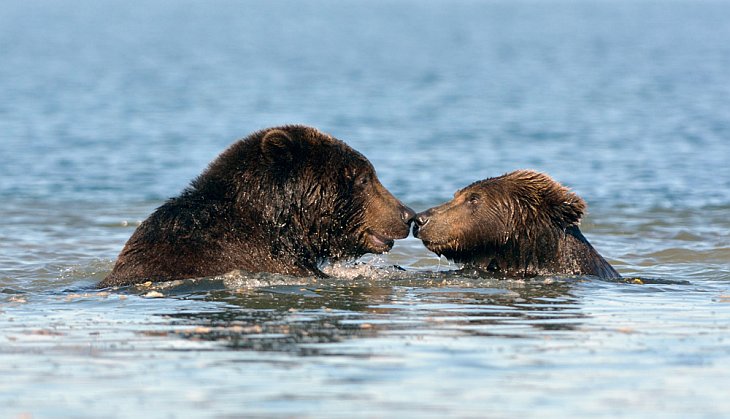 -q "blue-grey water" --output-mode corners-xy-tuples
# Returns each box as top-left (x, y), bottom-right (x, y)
(2, 0), (730, 417)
